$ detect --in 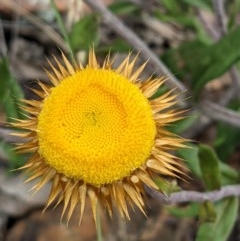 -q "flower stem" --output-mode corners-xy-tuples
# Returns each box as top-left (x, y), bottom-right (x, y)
(96, 206), (103, 241)
(49, 0), (74, 62)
